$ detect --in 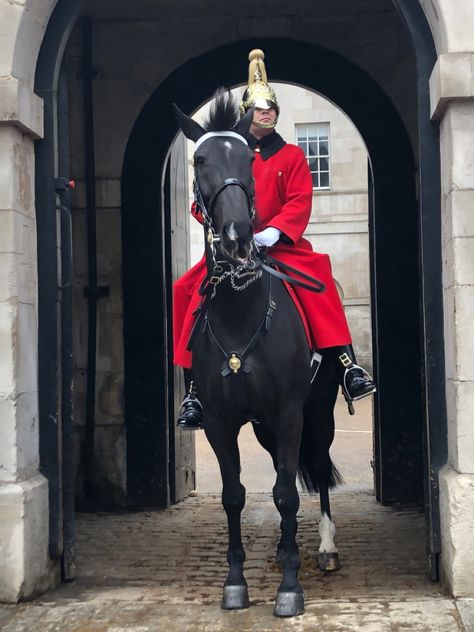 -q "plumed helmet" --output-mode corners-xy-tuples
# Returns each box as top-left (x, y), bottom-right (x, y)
(240, 49), (279, 127)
